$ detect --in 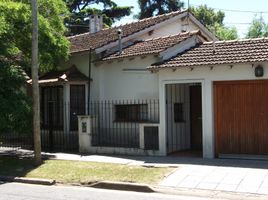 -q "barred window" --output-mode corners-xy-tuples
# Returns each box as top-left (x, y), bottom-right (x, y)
(115, 104), (148, 122)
